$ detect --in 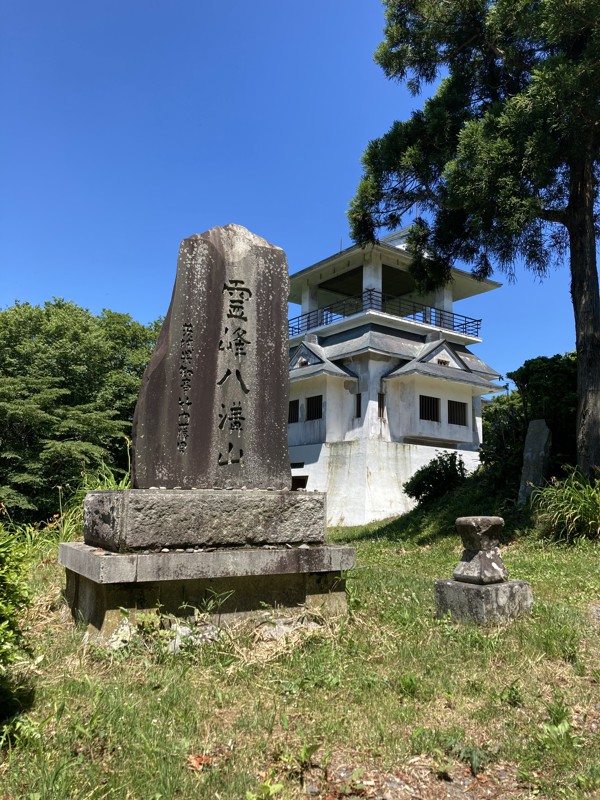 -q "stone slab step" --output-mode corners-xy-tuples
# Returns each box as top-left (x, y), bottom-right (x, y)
(60, 541), (355, 585)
